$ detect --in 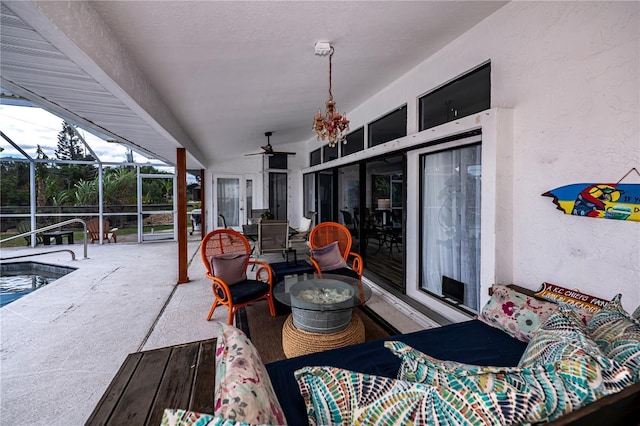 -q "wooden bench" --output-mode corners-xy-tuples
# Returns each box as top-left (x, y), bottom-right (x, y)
(86, 339), (217, 426)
